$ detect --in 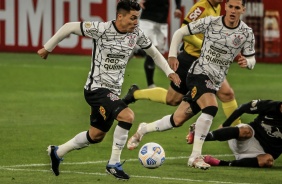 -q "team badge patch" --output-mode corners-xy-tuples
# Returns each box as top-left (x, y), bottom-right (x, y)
(84, 22), (92, 28)
(107, 93), (119, 101)
(232, 35), (243, 46)
(191, 86), (197, 99)
(99, 106), (106, 120)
